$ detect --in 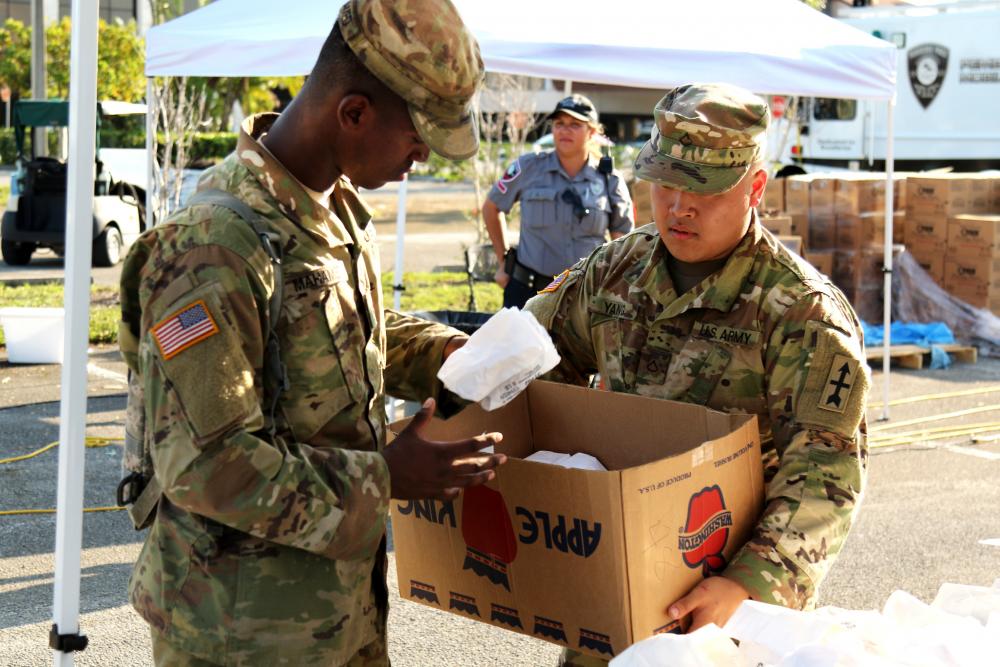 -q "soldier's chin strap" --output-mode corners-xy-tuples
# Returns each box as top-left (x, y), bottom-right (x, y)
(186, 189), (289, 438)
